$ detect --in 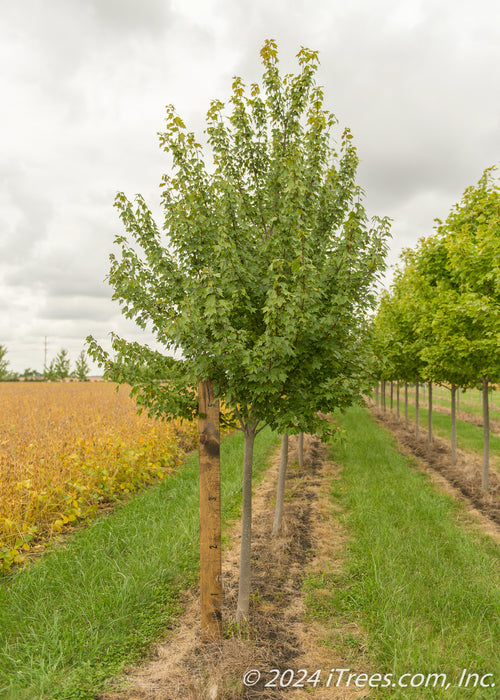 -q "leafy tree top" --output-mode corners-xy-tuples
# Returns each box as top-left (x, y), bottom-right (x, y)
(373, 166), (500, 386)
(88, 40), (390, 434)
(0, 345), (10, 381)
